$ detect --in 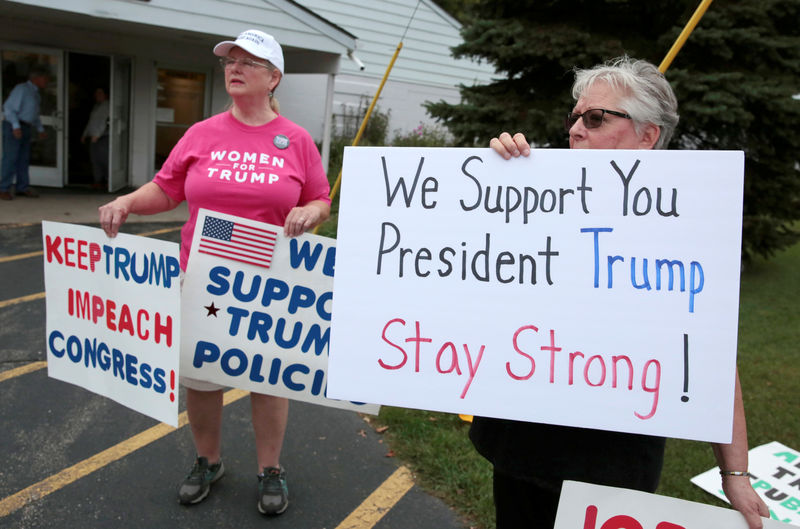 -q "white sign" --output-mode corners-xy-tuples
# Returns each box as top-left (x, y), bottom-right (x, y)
(554, 480), (785, 529)
(328, 147), (744, 442)
(43, 221), (181, 426)
(692, 441), (800, 526)
(181, 209), (379, 414)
